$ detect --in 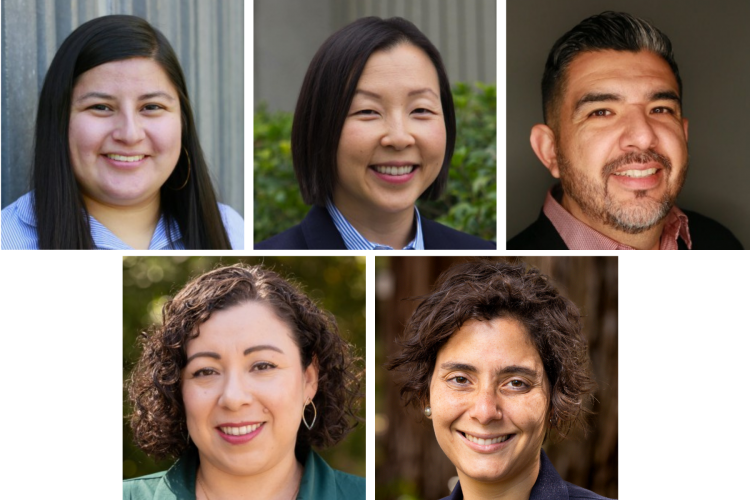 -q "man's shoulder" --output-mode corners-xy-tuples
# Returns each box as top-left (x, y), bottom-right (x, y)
(421, 218), (496, 249)
(507, 211), (568, 250)
(682, 209), (743, 249)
